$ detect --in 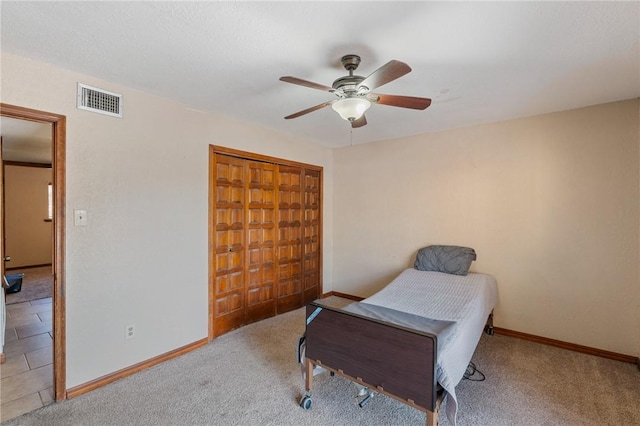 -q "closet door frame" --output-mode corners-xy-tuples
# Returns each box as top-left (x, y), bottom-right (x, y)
(208, 145), (323, 341)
